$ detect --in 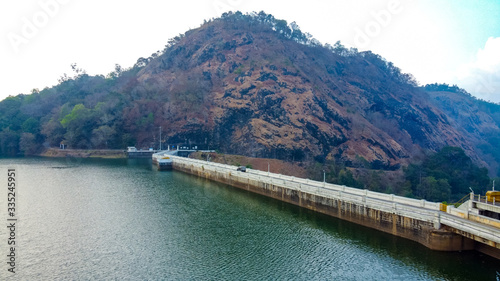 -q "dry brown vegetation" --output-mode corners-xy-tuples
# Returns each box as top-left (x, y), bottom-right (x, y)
(1, 12), (499, 199)
(189, 151), (308, 178)
(41, 148), (126, 158)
